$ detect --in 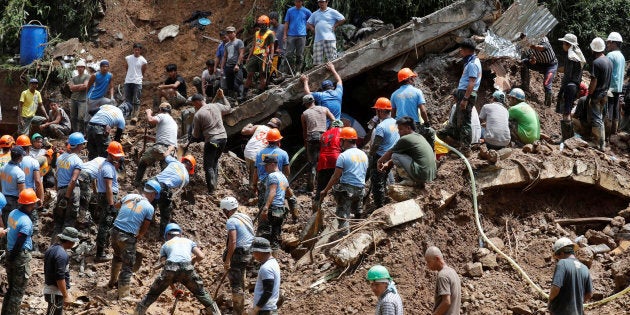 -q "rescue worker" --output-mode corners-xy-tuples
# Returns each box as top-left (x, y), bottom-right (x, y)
(95, 141), (125, 262)
(0, 135), (15, 168)
(146, 154), (195, 235)
(301, 94), (335, 192)
(0, 146), (26, 227)
(108, 184), (157, 299)
(556, 33), (585, 141)
(366, 265), (404, 315)
(78, 156), (106, 226)
(320, 127), (368, 235)
(250, 237), (281, 315)
(548, 237), (593, 315)
(241, 117), (282, 190)
(43, 227), (79, 315)
(260, 155), (290, 251)
(314, 120), (343, 208)
(134, 223), (220, 315)
(605, 32), (625, 137)
(29, 133), (47, 159)
(507, 88), (541, 145)
(54, 132), (86, 237)
(391, 68), (429, 130)
(86, 104), (125, 160)
(134, 102), (178, 187)
(368, 97), (399, 209)
(452, 39), (482, 155)
(425, 246), (462, 315)
(16, 135), (44, 251)
(244, 15), (275, 94)
(220, 196), (254, 315)
(2, 188), (39, 315)
(587, 37), (612, 151)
